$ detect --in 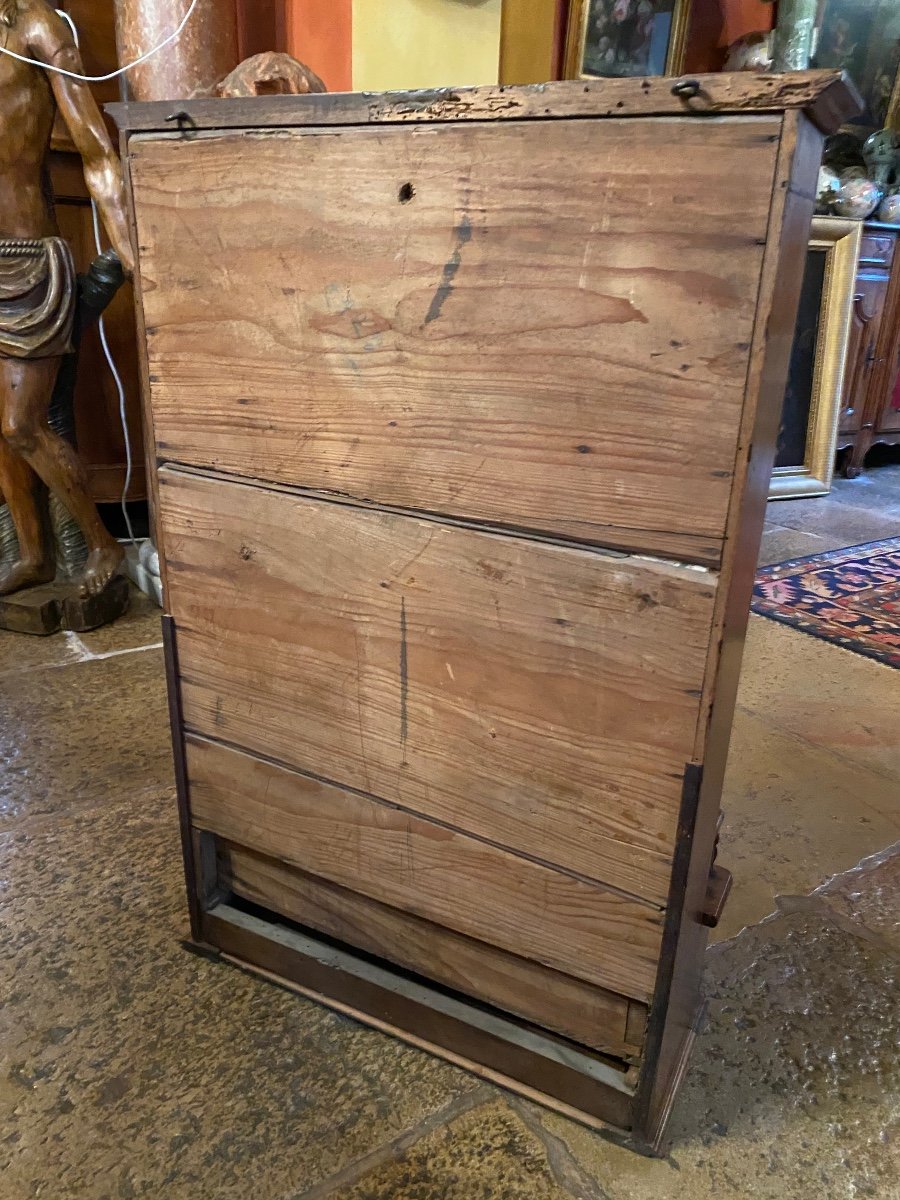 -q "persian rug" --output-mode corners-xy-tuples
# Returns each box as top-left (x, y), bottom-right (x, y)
(752, 537), (900, 669)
